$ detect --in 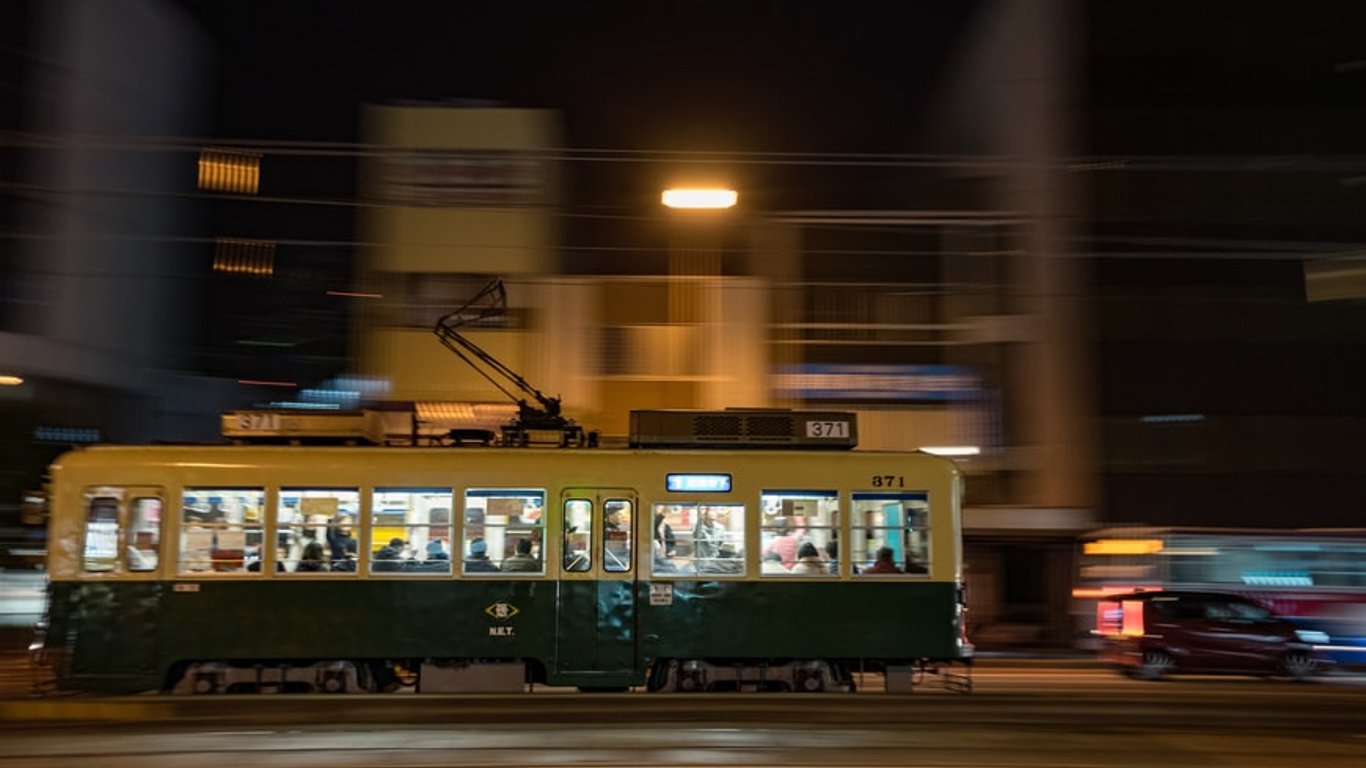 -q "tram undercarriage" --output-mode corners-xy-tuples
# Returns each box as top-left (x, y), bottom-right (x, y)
(167, 656), (971, 694)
